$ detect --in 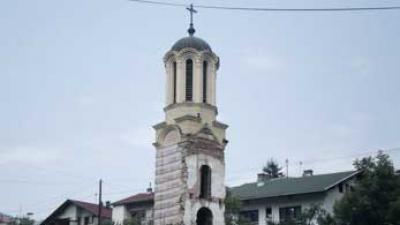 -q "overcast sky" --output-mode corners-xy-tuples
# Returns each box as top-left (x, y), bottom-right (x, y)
(1, 0), (400, 220)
